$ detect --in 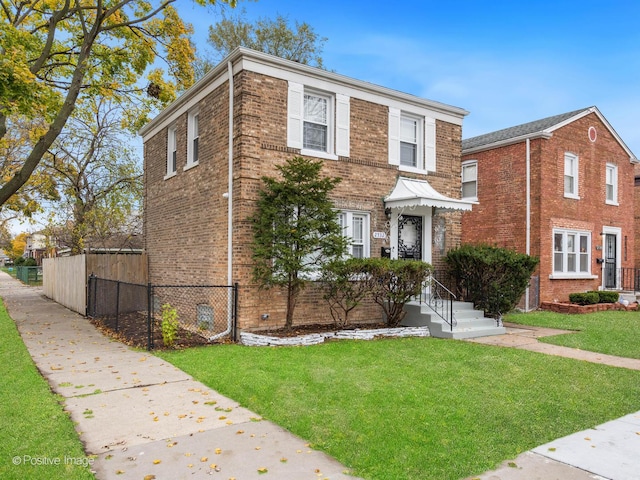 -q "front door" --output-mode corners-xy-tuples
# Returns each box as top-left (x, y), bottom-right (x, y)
(604, 233), (617, 289)
(398, 215), (422, 260)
